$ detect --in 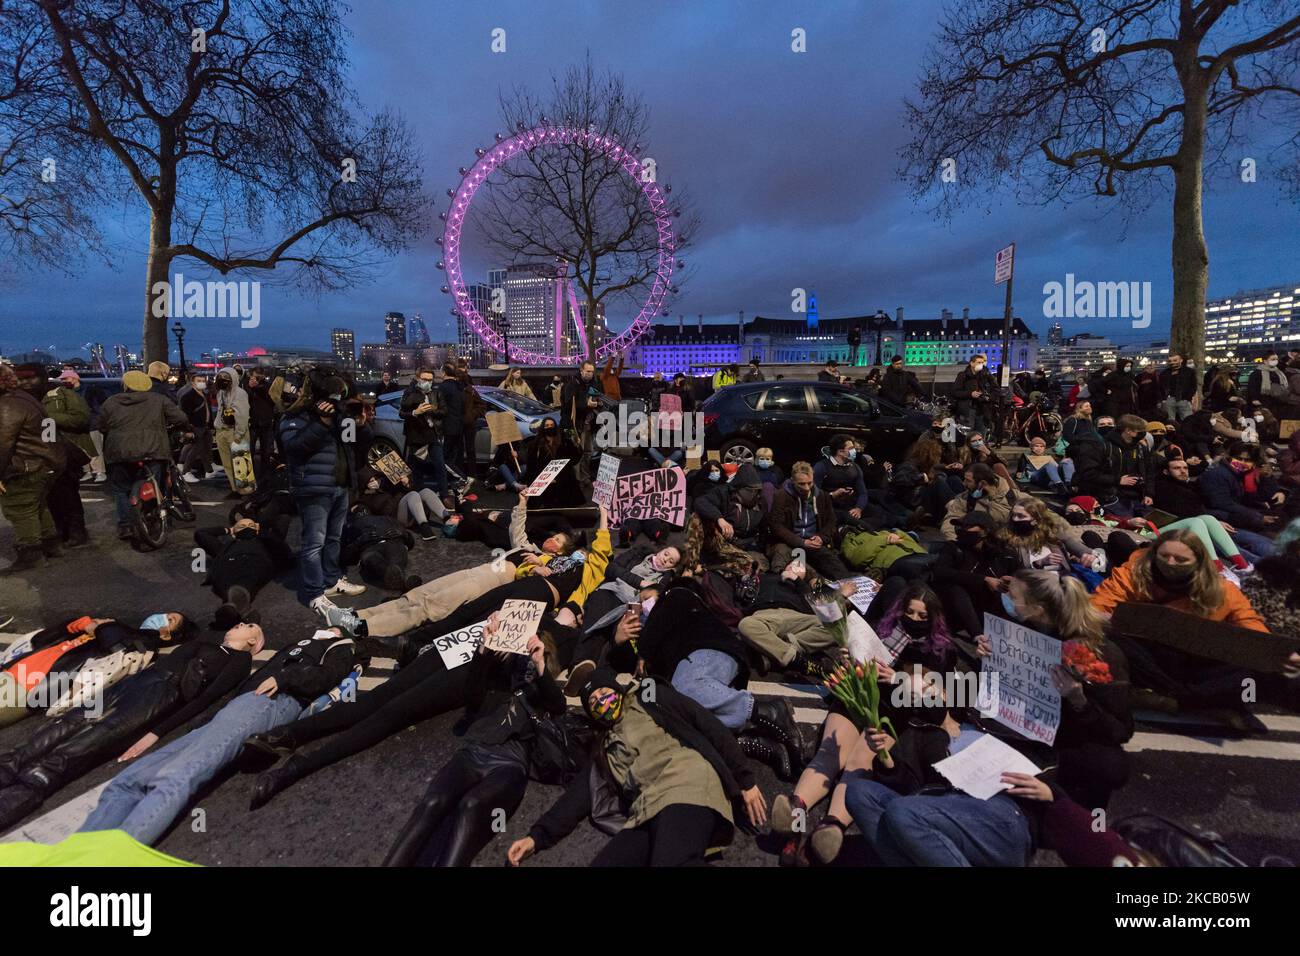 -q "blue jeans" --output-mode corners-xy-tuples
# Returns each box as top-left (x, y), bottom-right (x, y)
(1230, 529), (1277, 562)
(648, 448), (684, 467)
(670, 650), (752, 730)
(843, 775), (1032, 866)
(1027, 459), (1075, 487)
(297, 486), (349, 604)
(409, 442), (447, 496)
(108, 460), (165, 526)
(79, 692), (303, 845)
(1162, 398), (1194, 421)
